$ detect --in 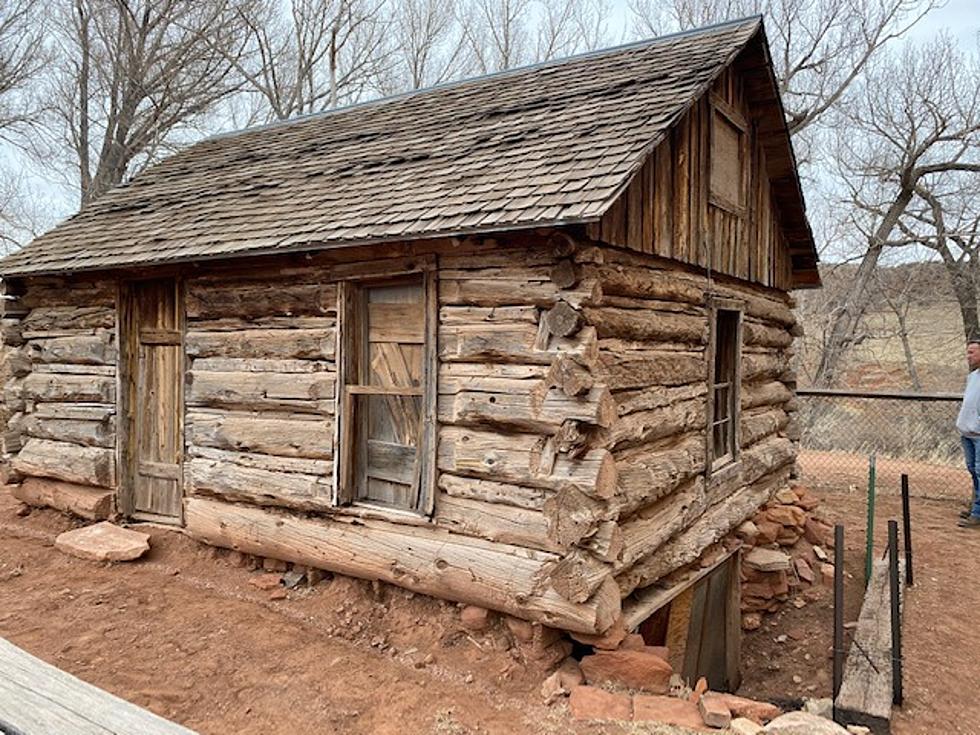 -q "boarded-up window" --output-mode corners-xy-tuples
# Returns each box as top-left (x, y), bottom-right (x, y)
(339, 273), (434, 512)
(709, 307), (741, 469)
(710, 107), (745, 212)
